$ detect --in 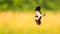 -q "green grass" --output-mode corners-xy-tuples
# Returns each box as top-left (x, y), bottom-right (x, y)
(0, 26), (60, 34)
